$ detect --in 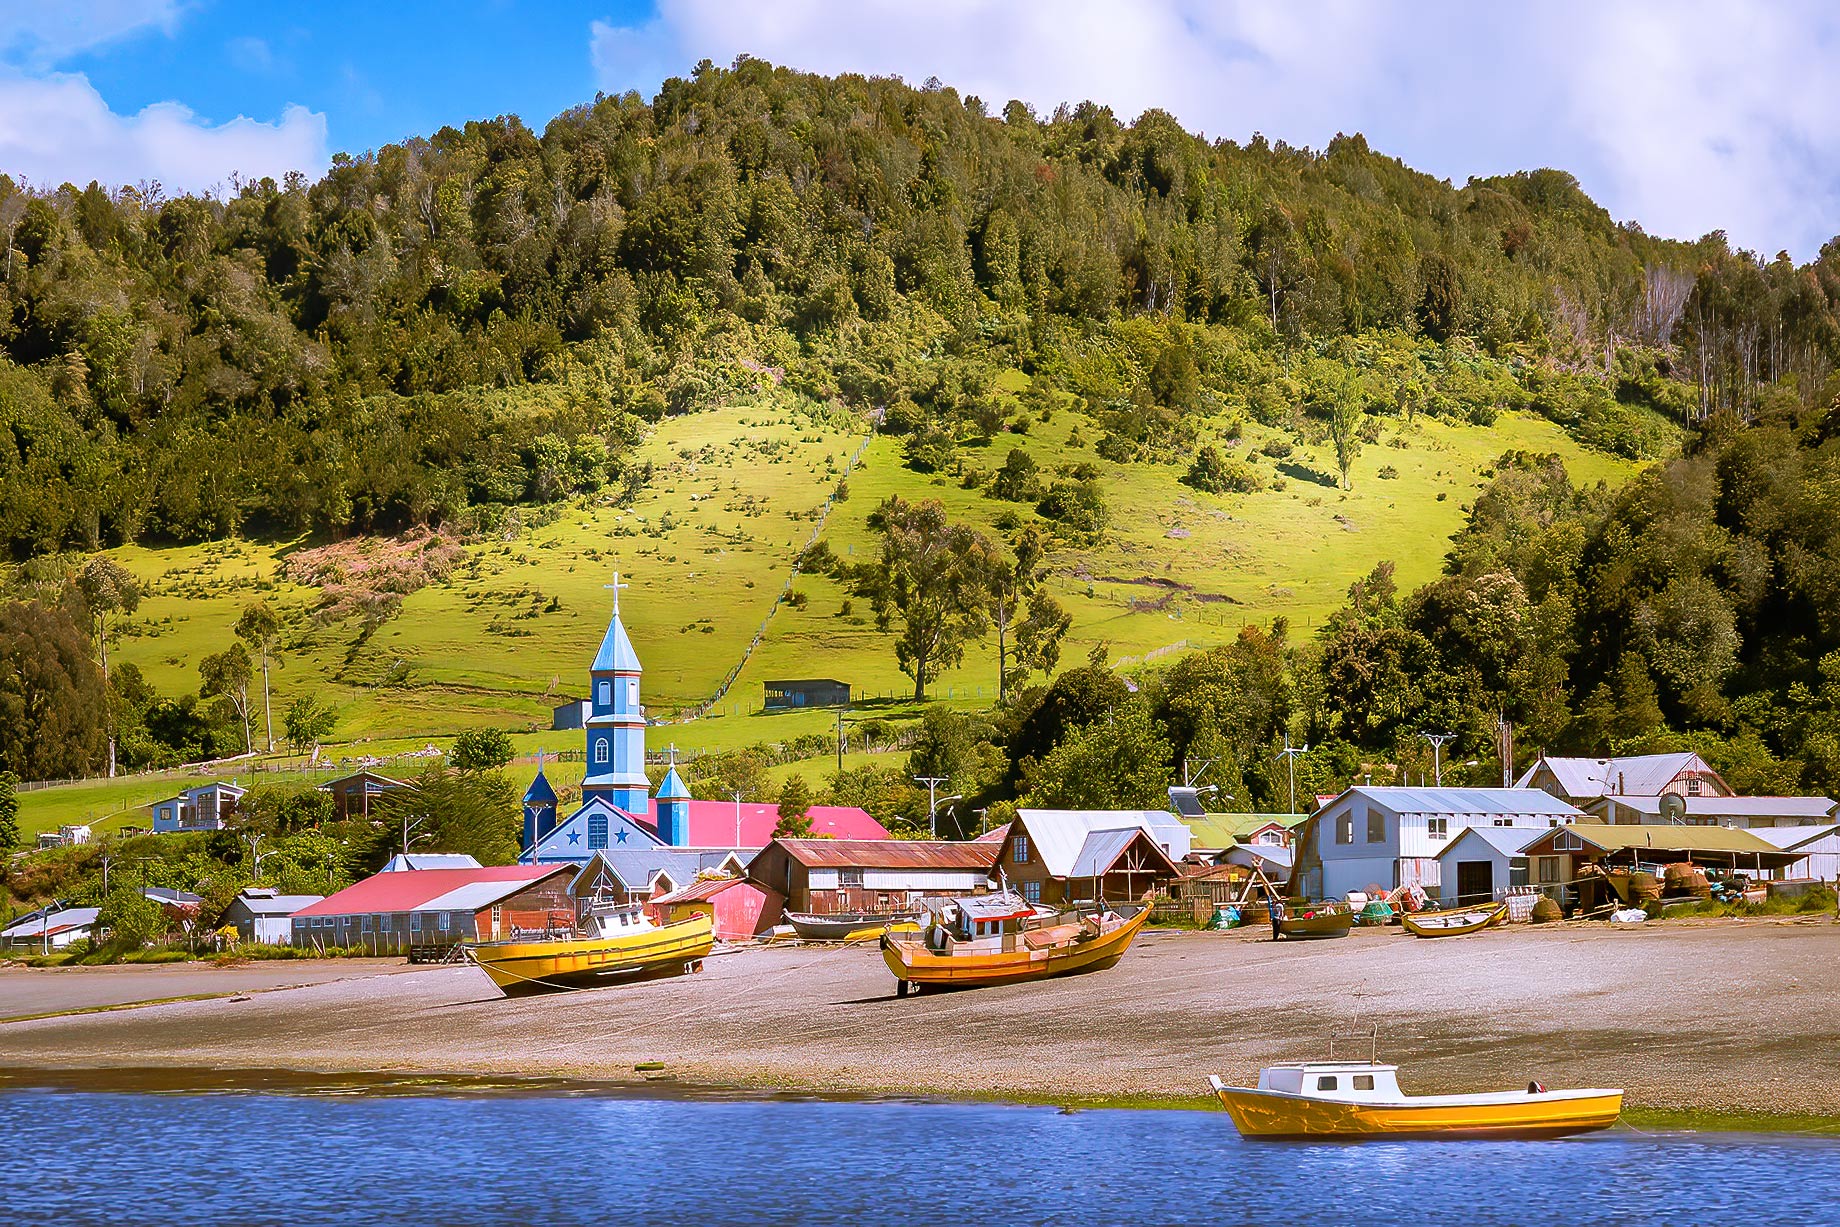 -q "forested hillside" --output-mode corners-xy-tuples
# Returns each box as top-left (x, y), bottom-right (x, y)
(3, 56), (1840, 811)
